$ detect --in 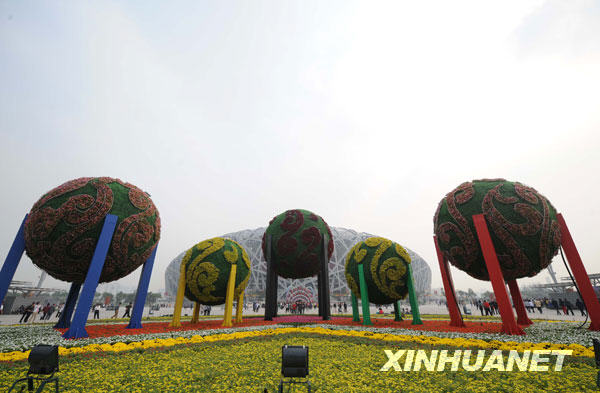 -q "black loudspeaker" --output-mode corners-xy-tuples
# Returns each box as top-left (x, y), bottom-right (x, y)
(281, 345), (308, 378)
(28, 345), (59, 375)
